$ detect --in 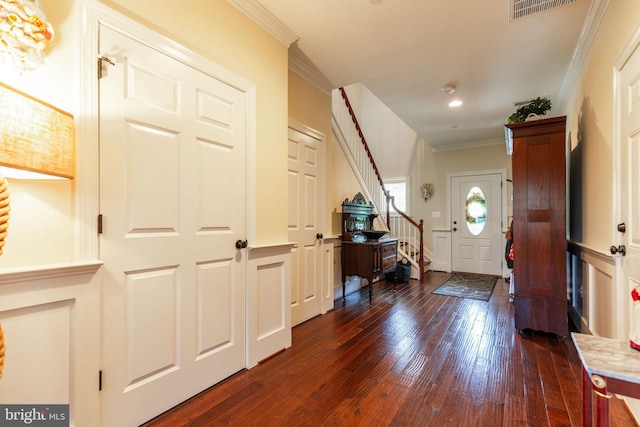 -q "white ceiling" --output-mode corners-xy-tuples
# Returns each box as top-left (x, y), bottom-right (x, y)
(232, 0), (596, 150)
